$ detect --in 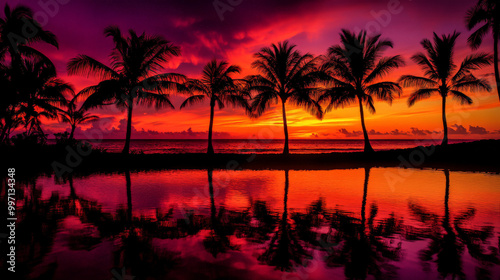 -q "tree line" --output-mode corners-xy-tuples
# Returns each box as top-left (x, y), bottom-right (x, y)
(0, 1), (497, 154)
